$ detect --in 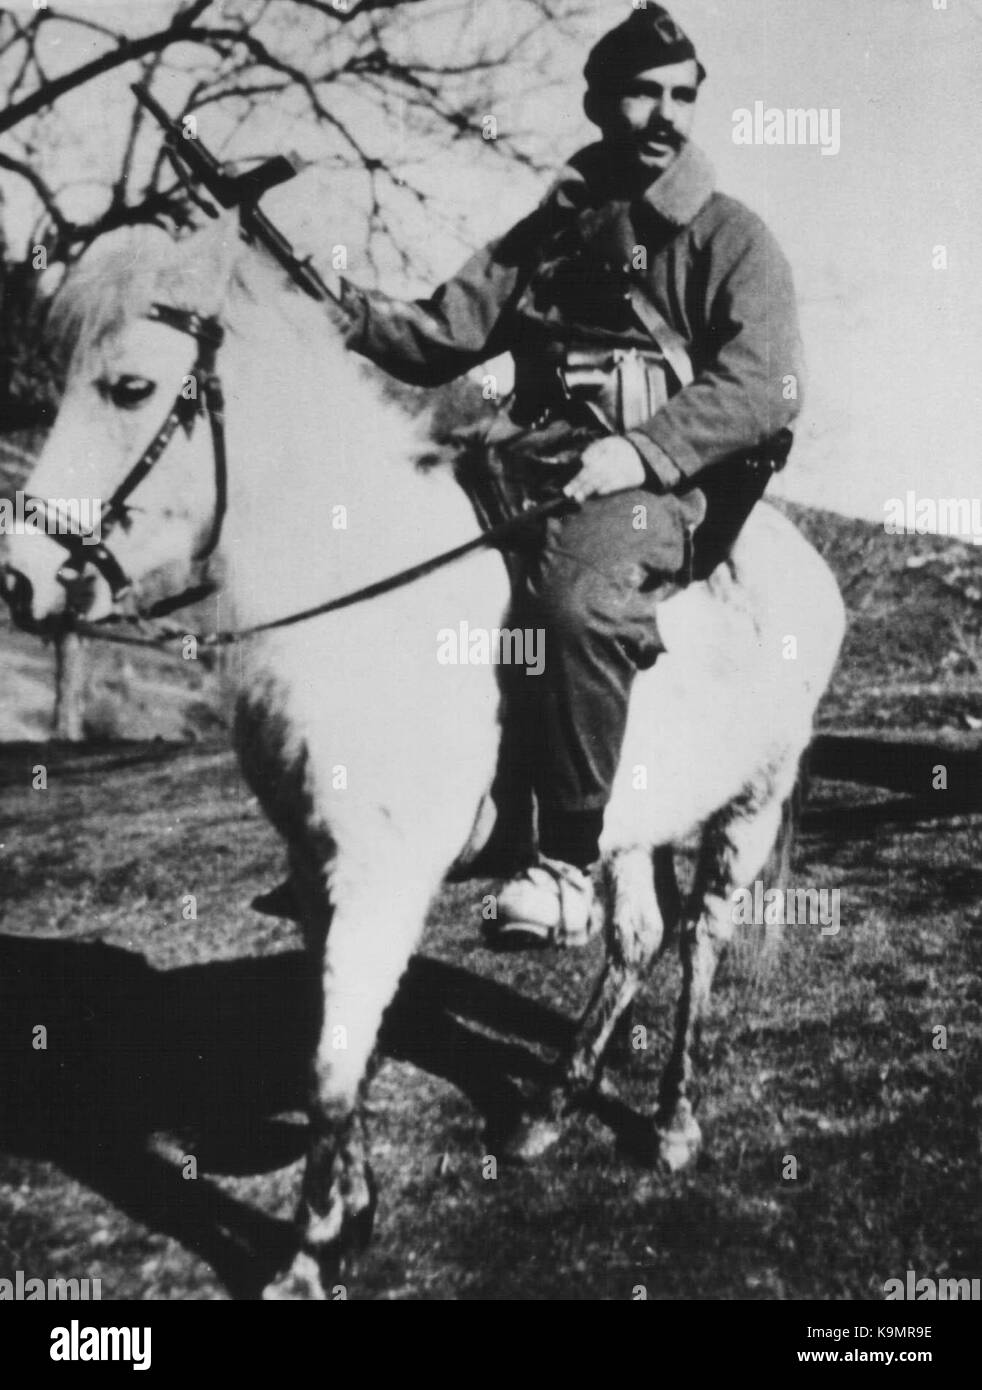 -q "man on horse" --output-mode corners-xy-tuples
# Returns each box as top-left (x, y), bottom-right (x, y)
(330, 4), (803, 946)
